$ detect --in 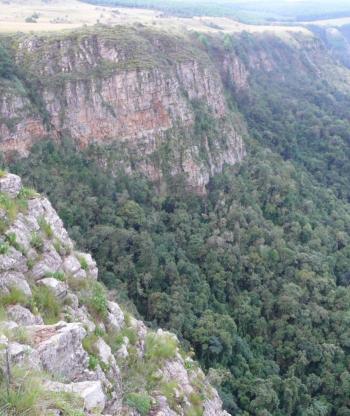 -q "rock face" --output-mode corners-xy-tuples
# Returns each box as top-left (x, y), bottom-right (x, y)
(0, 27), (246, 192)
(0, 172), (229, 415)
